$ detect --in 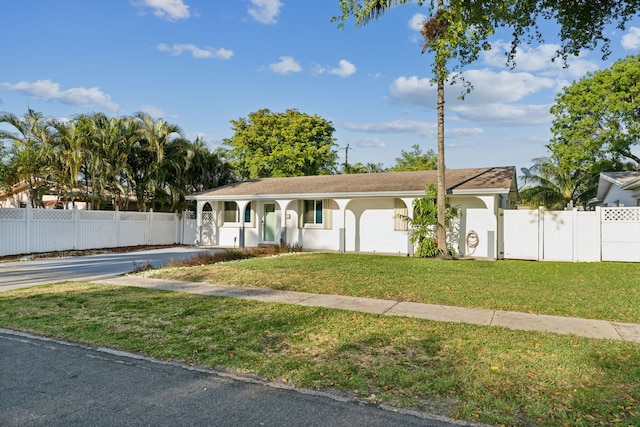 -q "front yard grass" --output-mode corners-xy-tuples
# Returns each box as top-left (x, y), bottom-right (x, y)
(152, 252), (640, 323)
(0, 281), (638, 426)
